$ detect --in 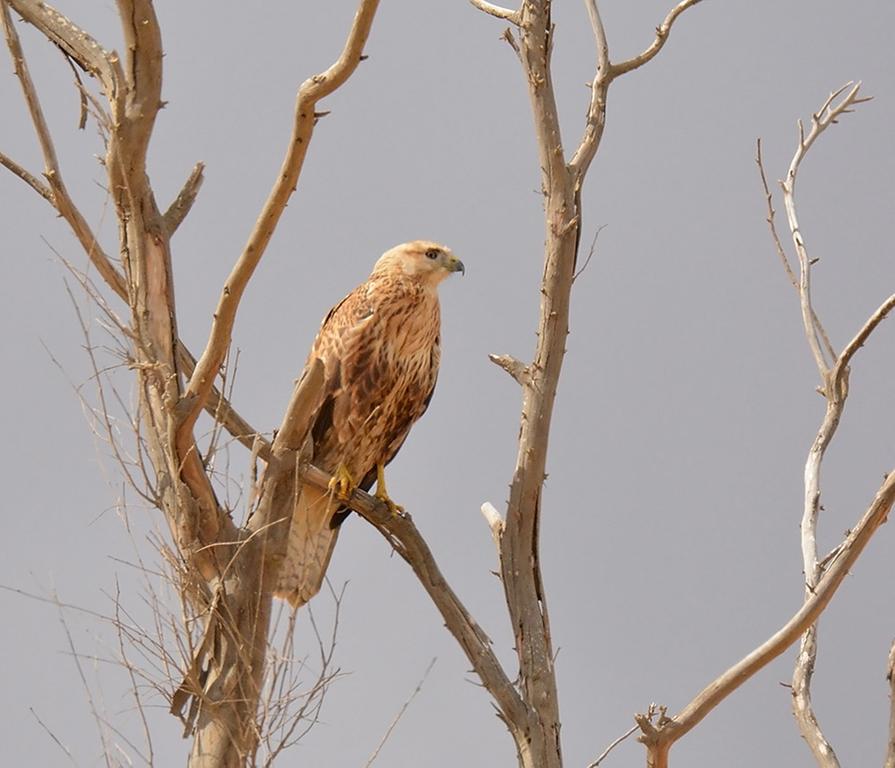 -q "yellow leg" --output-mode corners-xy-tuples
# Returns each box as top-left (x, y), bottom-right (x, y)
(375, 463), (404, 516)
(328, 464), (355, 500)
